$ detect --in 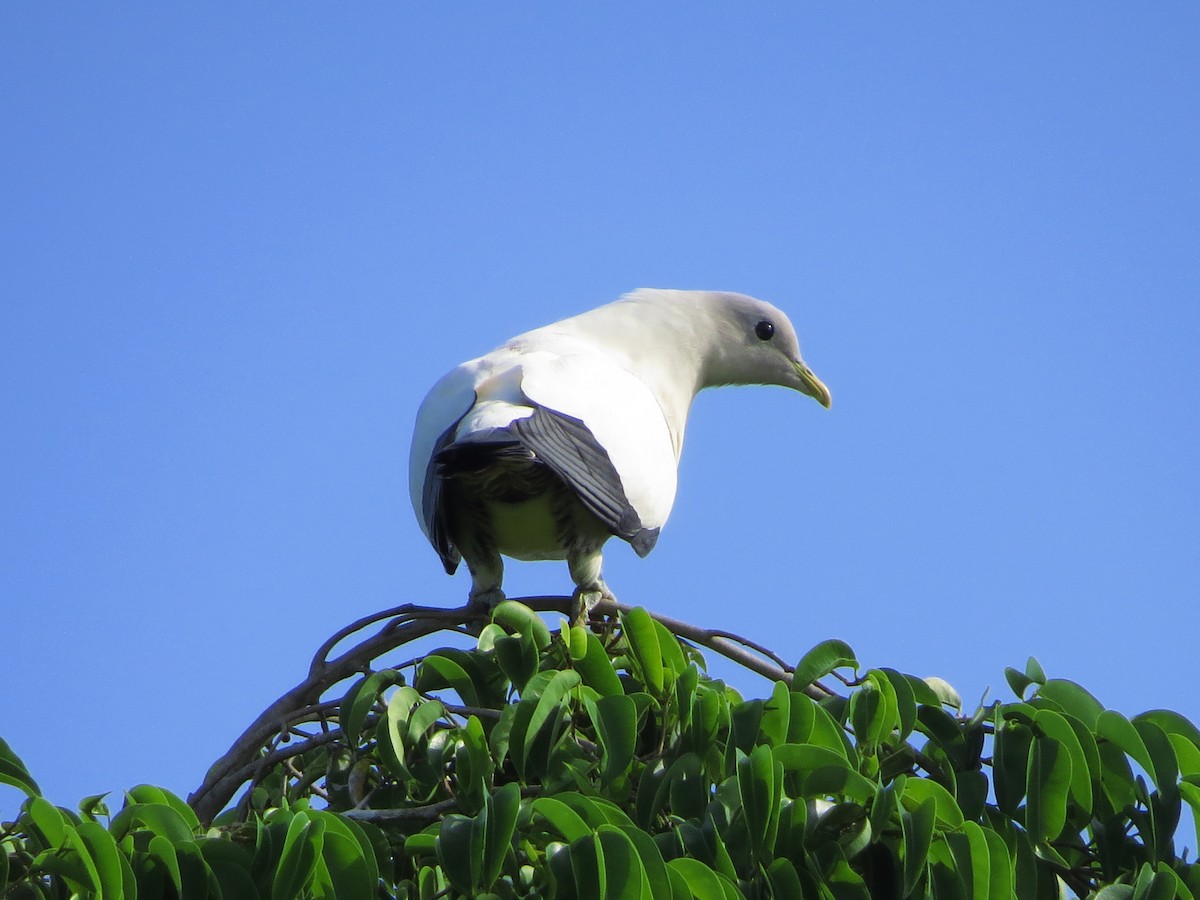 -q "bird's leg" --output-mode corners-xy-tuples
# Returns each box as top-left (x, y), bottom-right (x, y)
(567, 547), (616, 628)
(467, 553), (506, 610)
